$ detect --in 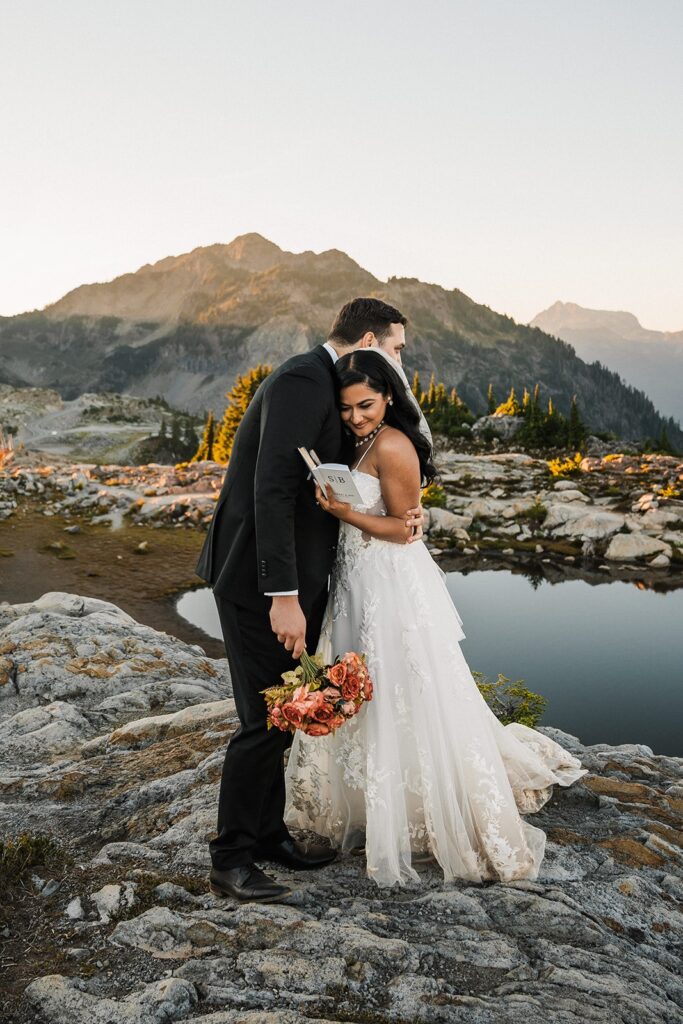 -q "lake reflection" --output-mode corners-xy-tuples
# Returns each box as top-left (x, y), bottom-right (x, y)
(177, 572), (683, 757)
